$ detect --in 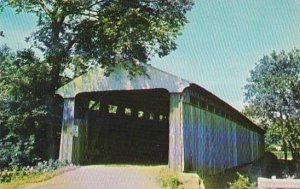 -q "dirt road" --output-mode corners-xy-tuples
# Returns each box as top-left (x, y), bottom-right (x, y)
(23, 165), (164, 189)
